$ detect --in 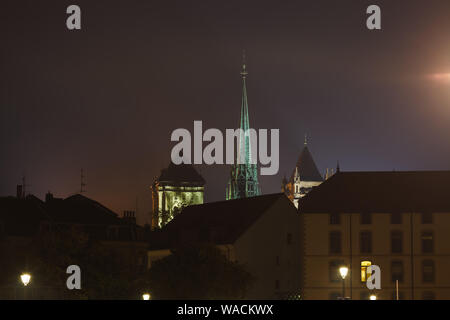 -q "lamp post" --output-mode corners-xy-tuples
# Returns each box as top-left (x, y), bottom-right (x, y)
(339, 266), (348, 299)
(142, 293), (151, 300)
(20, 273), (31, 300)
